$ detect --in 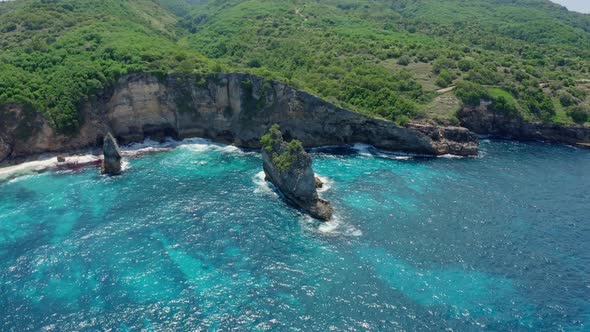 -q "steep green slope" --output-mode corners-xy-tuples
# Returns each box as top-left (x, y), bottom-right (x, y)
(397, 0), (590, 49)
(1, 0), (589, 135)
(0, 0), (216, 134)
(175, 0), (590, 124)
